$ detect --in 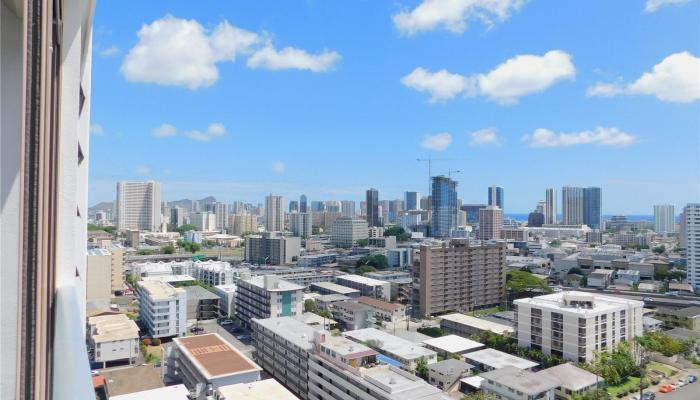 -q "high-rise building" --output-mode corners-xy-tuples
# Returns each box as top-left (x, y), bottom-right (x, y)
(583, 187), (602, 230)
(404, 191), (420, 211)
(190, 211), (216, 231)
(213, 201), (229, 230)
(654, 204), (675, 234)
(289, 200), (299, 213)
(562, 186), (584, 225)
(245, 233), (301, 265)
(478, 206), (503, 240)
(331, 218), (369, 248)
(461, 204), (486, 224)
(528, 211), (544, 227)
(170, 206), (185, 227)
(388, 199), (405, 223)
(684, 204), (700, 291)
(545, 188), (557, 225)
(299, 194), (308, 213)
(236, 276), (304, 327)
(536, 200), (546, 214)
(264, 194), (284, 232)
(230, 214), (257, 235)
(416, 239), (507, 317)
(366, 188), (380, 227)
(431, 176), (458, 238)
(289, 212), (313, 238)
(115, 181), (162, 231)
(488, 186), (504, 210)
(420, 195), (432, 210)
(341, 200), (356, 217)
(311, 201), (326, 212)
